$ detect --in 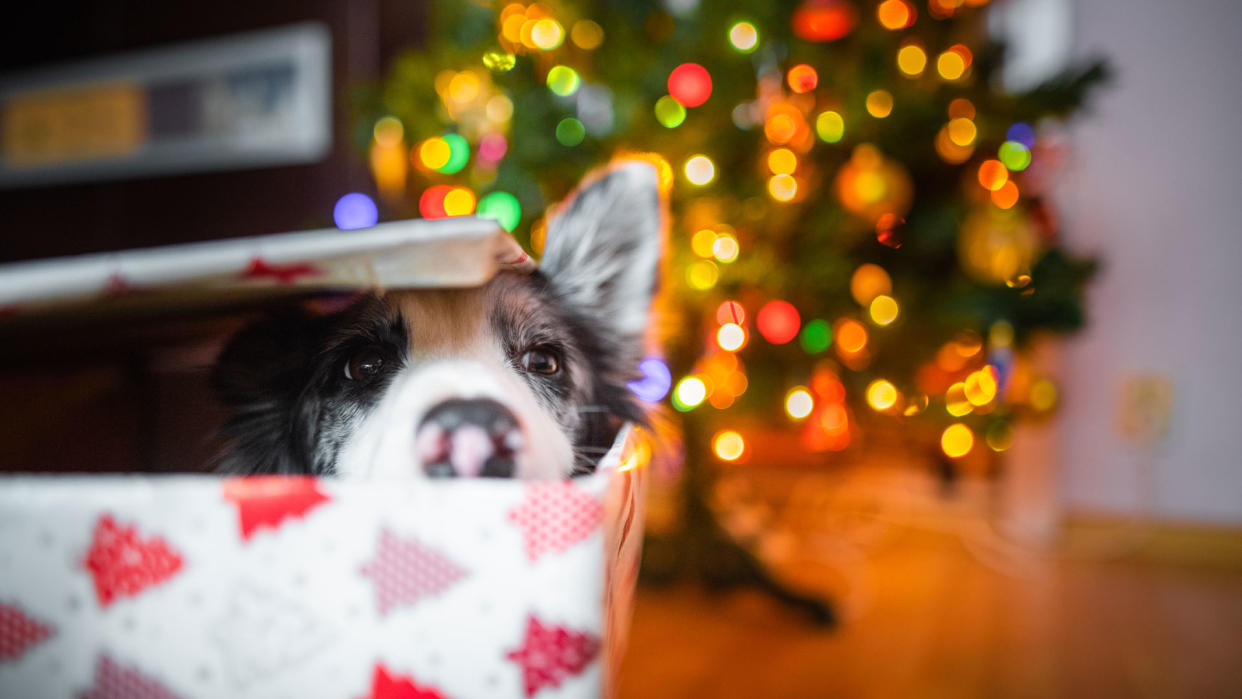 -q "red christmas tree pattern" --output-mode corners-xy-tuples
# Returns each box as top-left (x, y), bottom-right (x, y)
(505, 615), (600, 697)
(361, 664), (450, 699)
(79, 654), (183, 699)
(82, 514), (184, 607)
(360, 529), (469, 616)
(0, 601), (55, 662)
(241, 257), (321, 284)
(507, 482), (603, 562)
(222, 476), (331, 541)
